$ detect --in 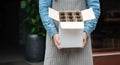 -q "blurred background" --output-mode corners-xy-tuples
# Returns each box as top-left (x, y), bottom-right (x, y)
(0, 0), (120, 65)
